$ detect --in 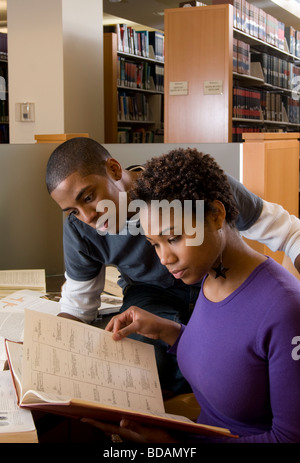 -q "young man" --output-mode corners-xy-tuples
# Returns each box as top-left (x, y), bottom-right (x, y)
(46, 137), (300, 395)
